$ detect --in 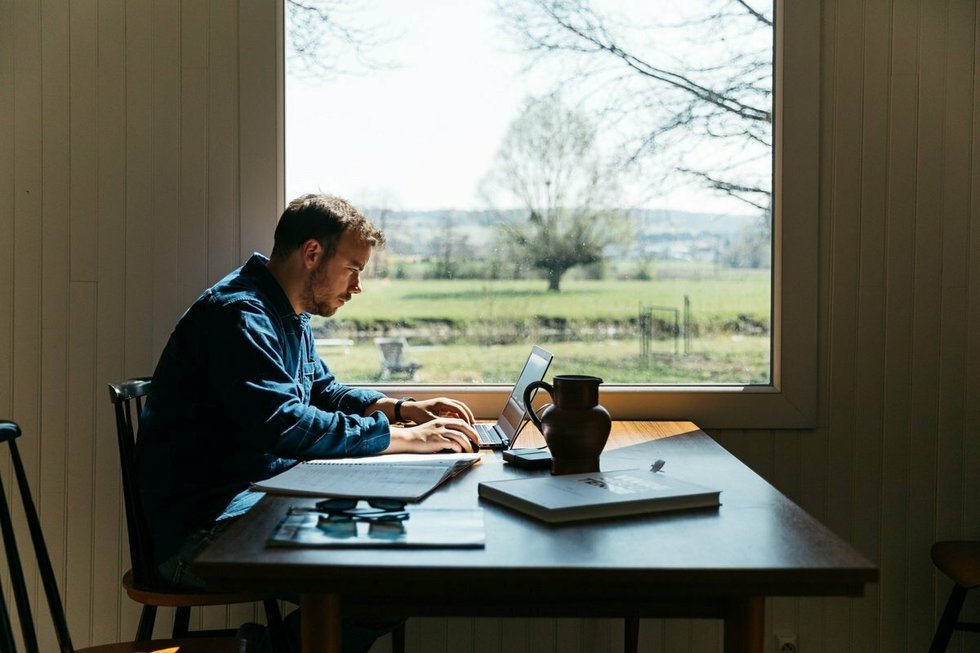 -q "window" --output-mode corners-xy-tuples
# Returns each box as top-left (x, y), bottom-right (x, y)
(281, 0), (817, 428)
